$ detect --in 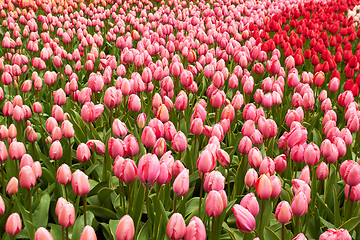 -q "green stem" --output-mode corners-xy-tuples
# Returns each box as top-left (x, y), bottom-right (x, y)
(83, 195), (87, 226)
(64, 185), (68, 201)
(1, 162), (4, 195)
(259, 199), (265, 234)
(212, 216), (216, 240)
(127, 182), (131, 214)
(199, 173), (204, 217)
(226, 164), (230, 197)
(173, 195), (178, 213)
(66, 227), (68, 240)
(28, 188), (32, 221)
(62, 227), (64, 240)
(68, 138), (72, 169)
(282, 223), (285, 240)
